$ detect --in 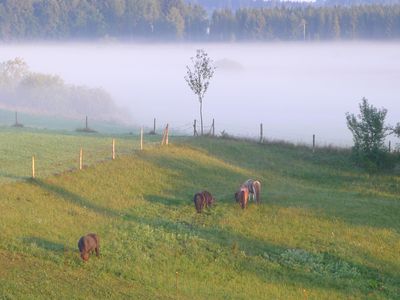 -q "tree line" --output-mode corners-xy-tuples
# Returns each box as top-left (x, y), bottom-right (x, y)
(0, 0), (400, 41)
(189, 0), (400, 10)
(0, 58), (128, 122)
